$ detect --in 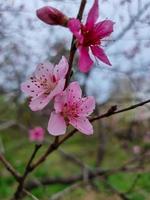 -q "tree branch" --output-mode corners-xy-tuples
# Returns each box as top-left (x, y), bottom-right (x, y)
(29, 99), (150, 173)
(13, 144), (42, 200)
(65, 0), (87, 86)
(25, 150), (149, 191)
(91, 99), (150, 122)
(30, 129), (76, 171)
